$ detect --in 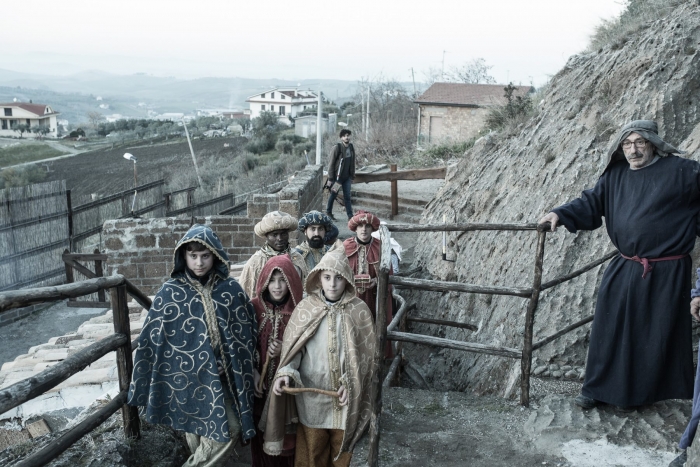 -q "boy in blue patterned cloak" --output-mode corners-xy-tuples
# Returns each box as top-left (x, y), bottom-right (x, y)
(128, 224), (258, 467)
